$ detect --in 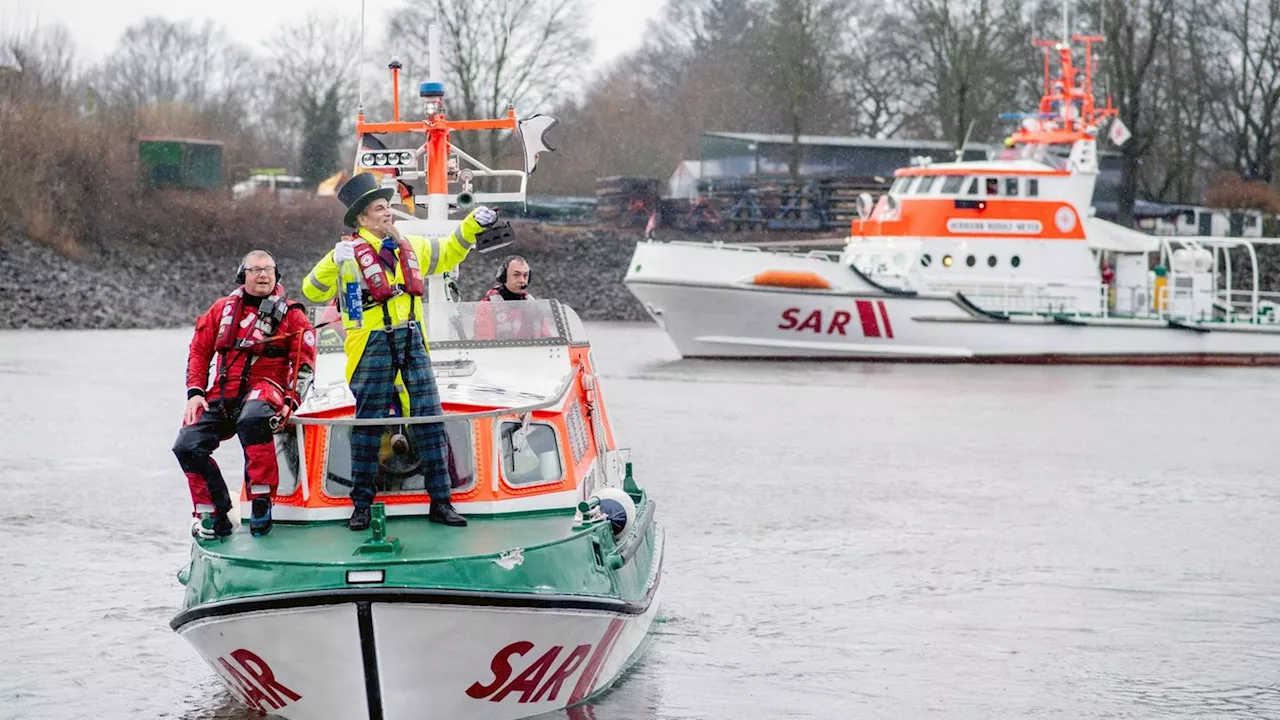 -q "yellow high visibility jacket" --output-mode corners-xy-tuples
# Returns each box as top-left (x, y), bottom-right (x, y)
(302, 217), (482, 382)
